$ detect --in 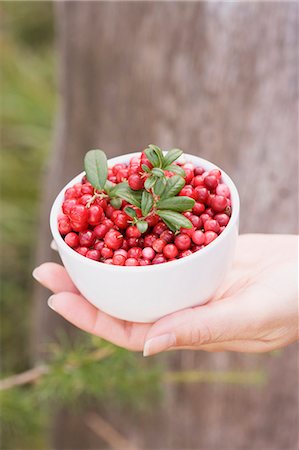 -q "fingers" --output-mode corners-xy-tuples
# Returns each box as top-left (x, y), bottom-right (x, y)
(48, 292), (150, 351)
(32, 262), (79, 294)
(143, 293), (257, 356)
